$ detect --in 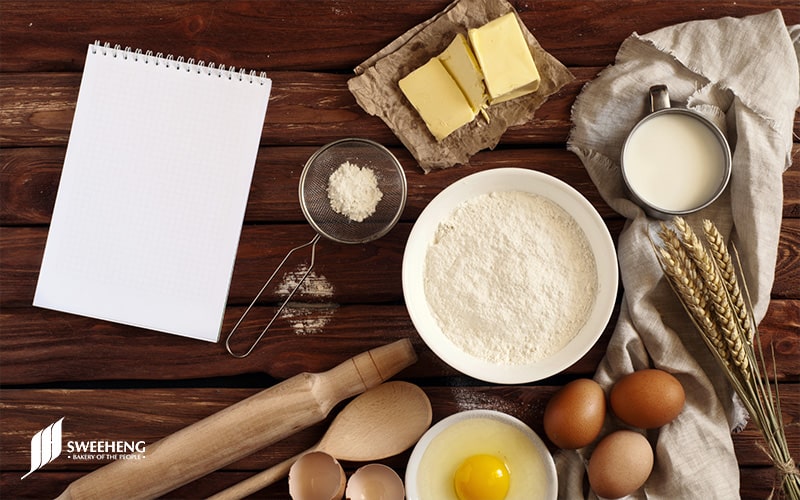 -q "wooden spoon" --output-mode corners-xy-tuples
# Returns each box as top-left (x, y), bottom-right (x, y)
(57, 340), (417, 500)
(207, 381), (432, 500)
